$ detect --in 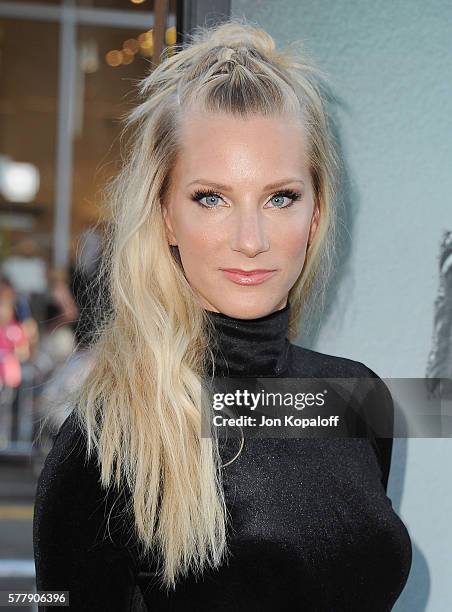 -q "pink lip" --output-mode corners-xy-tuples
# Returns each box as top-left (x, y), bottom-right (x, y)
(221, 269), (276, 285)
